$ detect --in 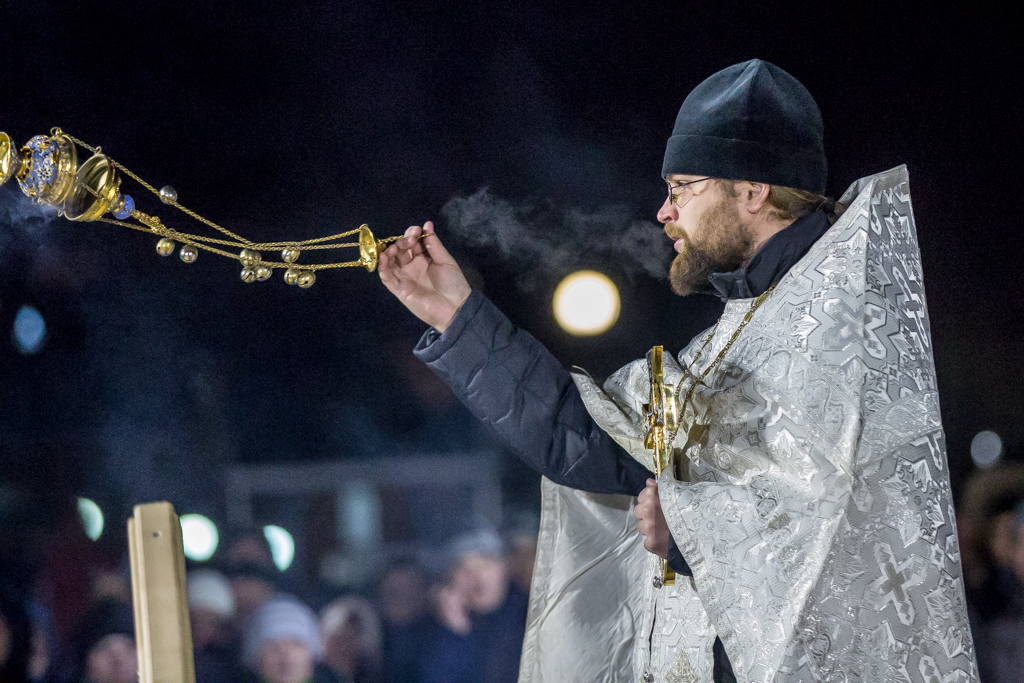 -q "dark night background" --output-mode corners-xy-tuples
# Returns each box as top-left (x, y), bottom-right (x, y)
(1, 1), (1022, 576)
